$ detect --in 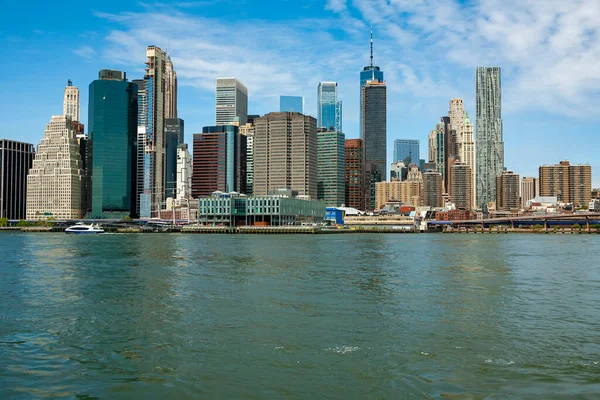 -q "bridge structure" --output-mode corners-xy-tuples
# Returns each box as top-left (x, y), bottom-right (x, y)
(437, 213), (600, 230)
